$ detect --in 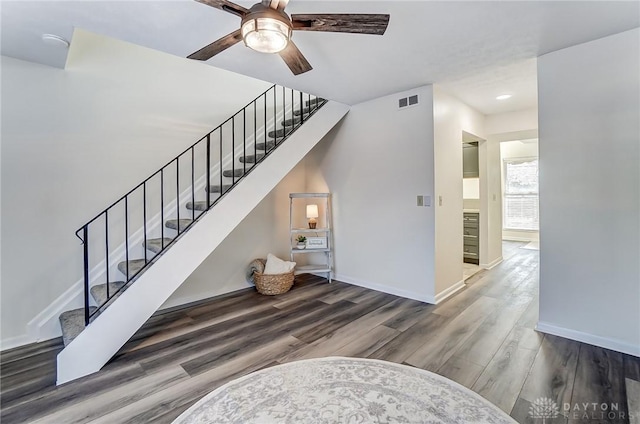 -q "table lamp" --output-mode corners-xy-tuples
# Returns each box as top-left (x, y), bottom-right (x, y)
(306, 204), (319, 229)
